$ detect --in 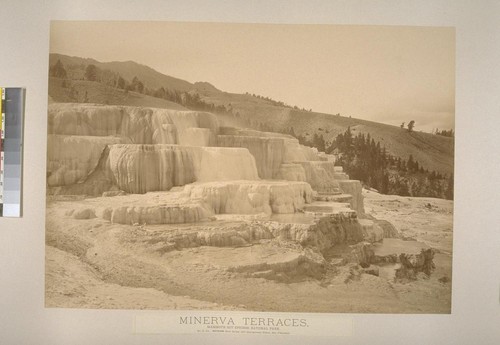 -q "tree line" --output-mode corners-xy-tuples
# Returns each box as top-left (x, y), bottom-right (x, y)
(286, 127), (453, 200)
(49, 59), (234, 115)
(50, 60), (307, 116)
(434, 128), (454, 137)
(245, 92), (312, 112)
